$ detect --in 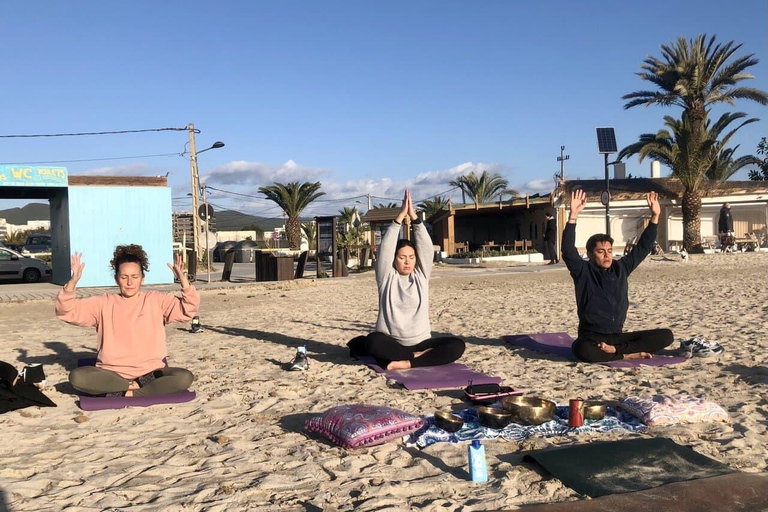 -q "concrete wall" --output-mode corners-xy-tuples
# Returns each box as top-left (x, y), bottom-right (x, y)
(68, 186), (173, 287)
